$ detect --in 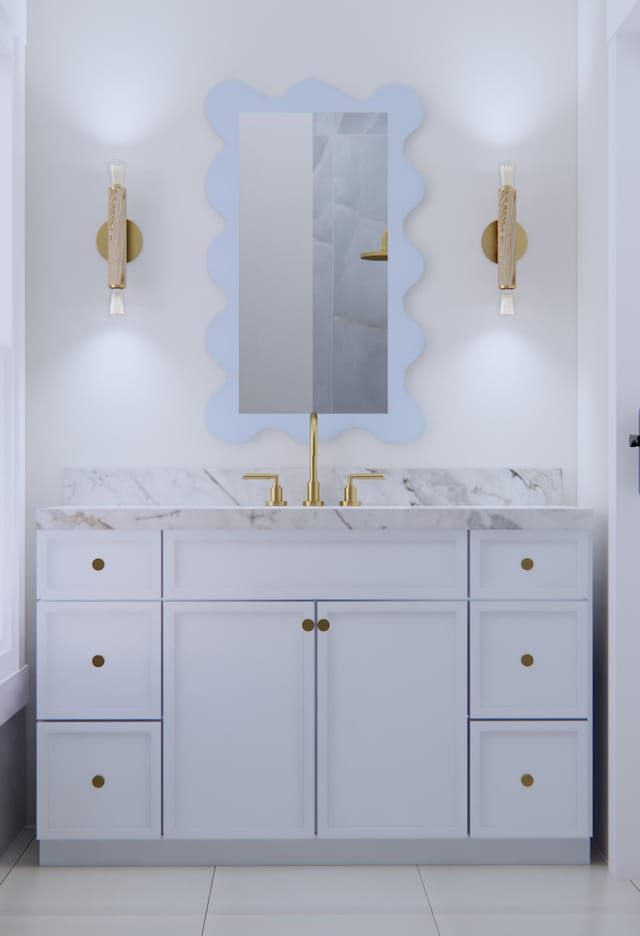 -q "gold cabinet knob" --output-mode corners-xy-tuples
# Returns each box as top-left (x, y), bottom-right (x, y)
(242, 473), (287, 506)
(92, 558), (105, 571)
(340, 473), (385, 507)
(521, 773), (534, 788)
(92, 654), (105, 668)
(521, 557), (534, 571)
(92, 775), (105, 789)
(318, 618), (330, 632)
(302, 619), (314, 632)
(521, 653), (534, 667)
